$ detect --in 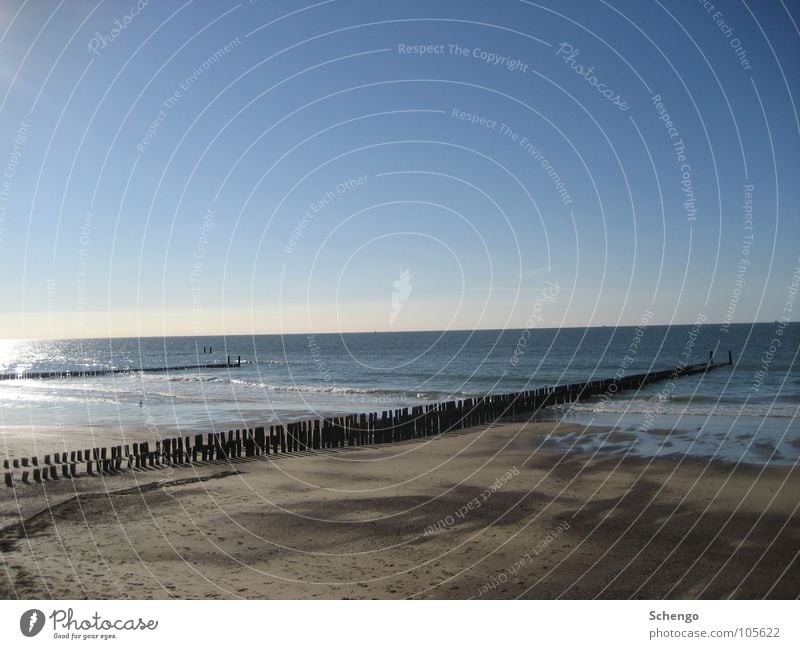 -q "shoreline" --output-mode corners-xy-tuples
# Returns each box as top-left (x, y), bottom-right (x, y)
(2, 420), (798, 599)
(5, 408), (796, 468)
